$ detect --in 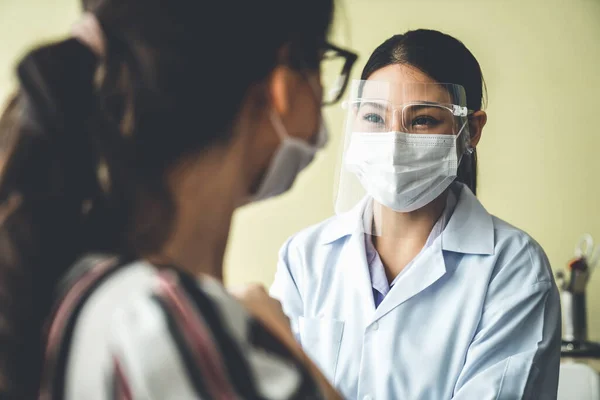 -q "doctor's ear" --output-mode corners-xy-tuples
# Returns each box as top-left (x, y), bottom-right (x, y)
(468, 110), (487, 148)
